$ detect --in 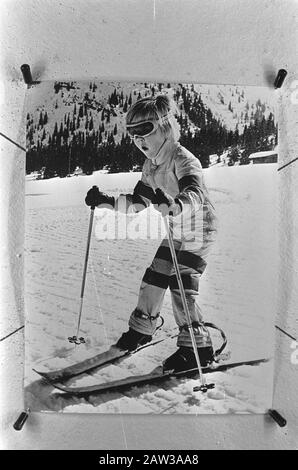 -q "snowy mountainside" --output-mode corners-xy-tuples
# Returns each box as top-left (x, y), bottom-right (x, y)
(193, 83), (275, 133)
(26, 81), (276, 150)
